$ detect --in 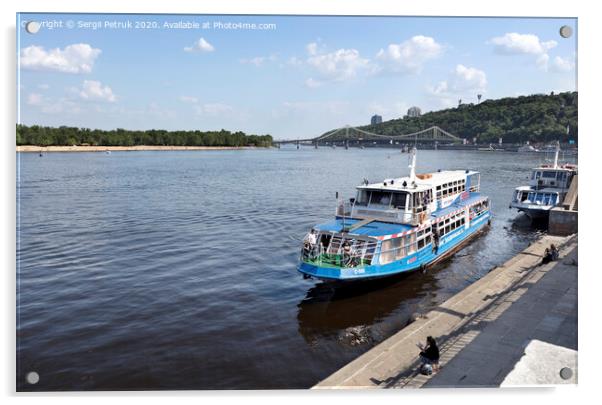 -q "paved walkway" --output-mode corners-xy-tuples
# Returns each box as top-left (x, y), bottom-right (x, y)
(313, 234), (577, 389)
(414, 239), (577, 388)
